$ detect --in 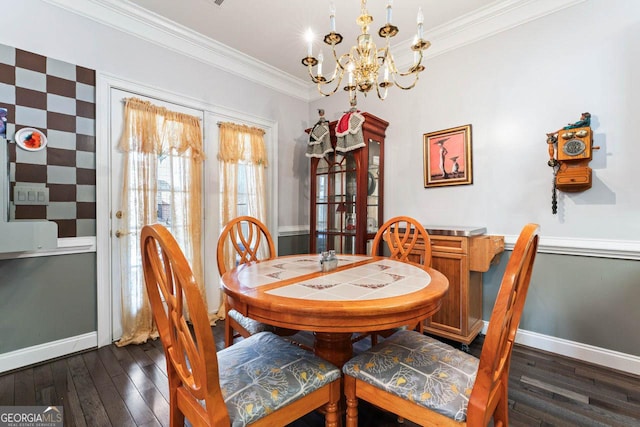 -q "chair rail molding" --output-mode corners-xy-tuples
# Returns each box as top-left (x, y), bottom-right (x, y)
(504, 235), (640, 260)
(0, 236), (96, 260)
